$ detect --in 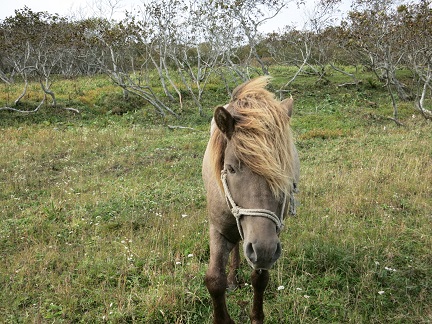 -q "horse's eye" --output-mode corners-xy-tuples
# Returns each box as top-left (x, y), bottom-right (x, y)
(227, 165), (236, 174)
